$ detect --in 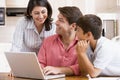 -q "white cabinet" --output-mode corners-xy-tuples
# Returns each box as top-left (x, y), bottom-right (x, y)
(6, 0), (29, 8)
(0, 0), (6, 7)
(97, 13), (118, 39)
